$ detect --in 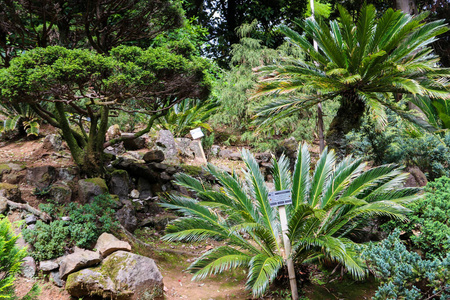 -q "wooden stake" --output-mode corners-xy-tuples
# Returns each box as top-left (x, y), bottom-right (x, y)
(279, 206), (298, 300)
